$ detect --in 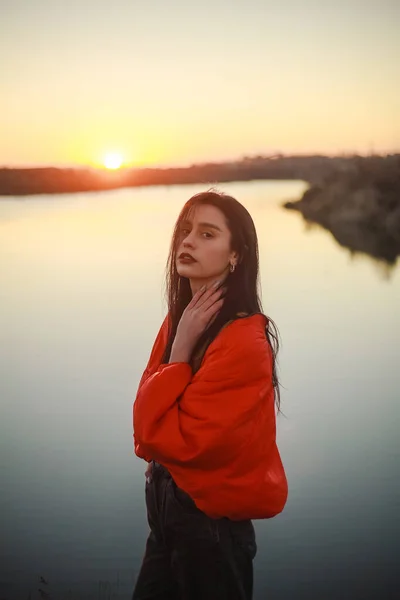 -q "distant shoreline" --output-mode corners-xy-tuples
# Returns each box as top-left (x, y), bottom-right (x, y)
(1, 154), (399, 264)
(0, 154), (373, 197)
